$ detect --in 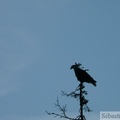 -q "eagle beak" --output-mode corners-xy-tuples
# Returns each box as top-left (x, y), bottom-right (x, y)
(70, 66), (73, 69)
